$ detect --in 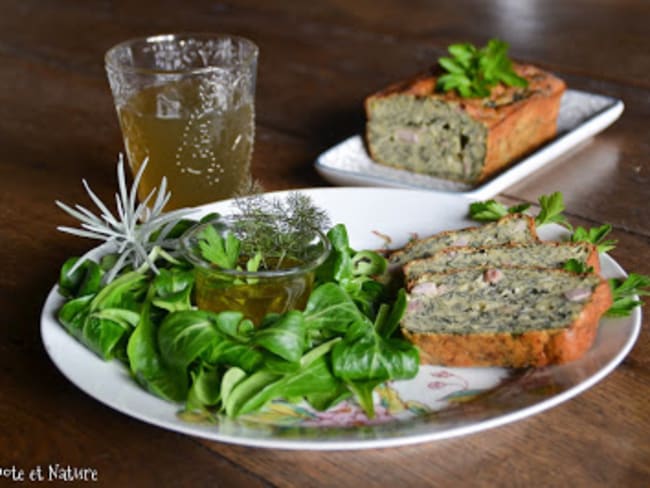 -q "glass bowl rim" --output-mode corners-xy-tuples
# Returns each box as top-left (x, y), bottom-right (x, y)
(104, 32), (259, 76)
(180, 216), (331, 279)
